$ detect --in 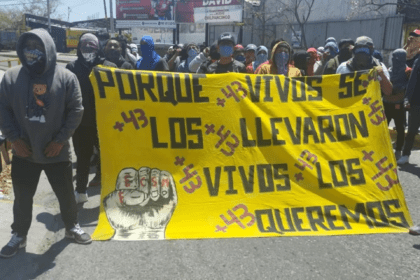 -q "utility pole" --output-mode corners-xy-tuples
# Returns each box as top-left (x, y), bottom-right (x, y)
(110, 0), (114, 33)
(103, 0), (109, 32)
(47, 0), (51, 33)
(68, 7), (71, 22)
